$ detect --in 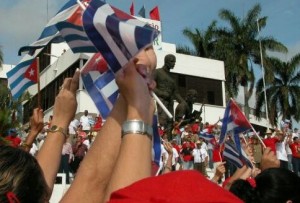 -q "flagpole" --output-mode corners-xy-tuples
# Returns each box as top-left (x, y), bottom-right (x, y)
(36, 57), (41, 108)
